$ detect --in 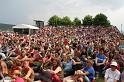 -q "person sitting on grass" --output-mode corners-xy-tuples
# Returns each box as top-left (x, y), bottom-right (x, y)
(104, 61), (120, 82)
(13, 70), (24, 82)
(47, 58), (64, 82)
(121, 70), (124, 82)
(95, 47), (106, 77)
(0, 55), (8, 80)
(21, 60), (34, 82)
(62, 53), (73, 77)
(75, 59), (95, 82)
